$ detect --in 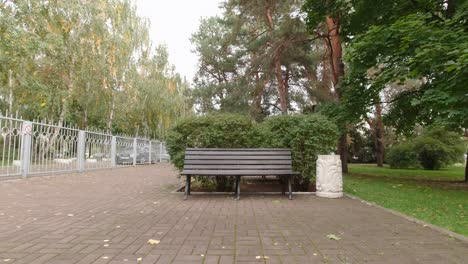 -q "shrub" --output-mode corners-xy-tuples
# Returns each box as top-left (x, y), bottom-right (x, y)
(414, 137), (452, 170)
(166, 113), (339, 192)
(421, 127), (466, 165)
(258, 114), (339, 191)
(386, 127), (465, 170)
(166, 114), (259, 170)
(386, 143), (419, 169)
(165, 114), (260, 190)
